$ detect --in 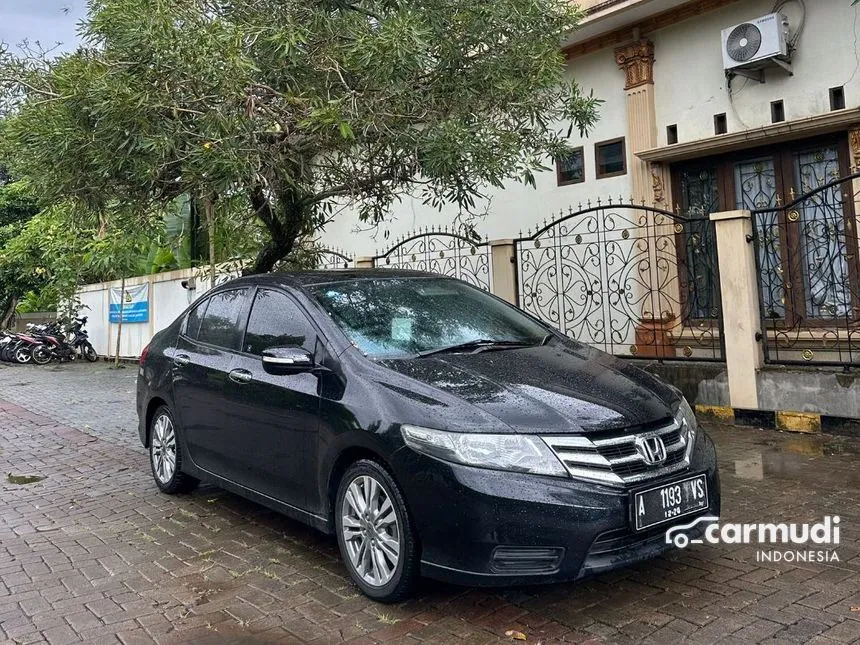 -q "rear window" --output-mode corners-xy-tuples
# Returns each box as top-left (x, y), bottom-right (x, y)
(196, 289), (248, 350)
(183, 300), (208, 340)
